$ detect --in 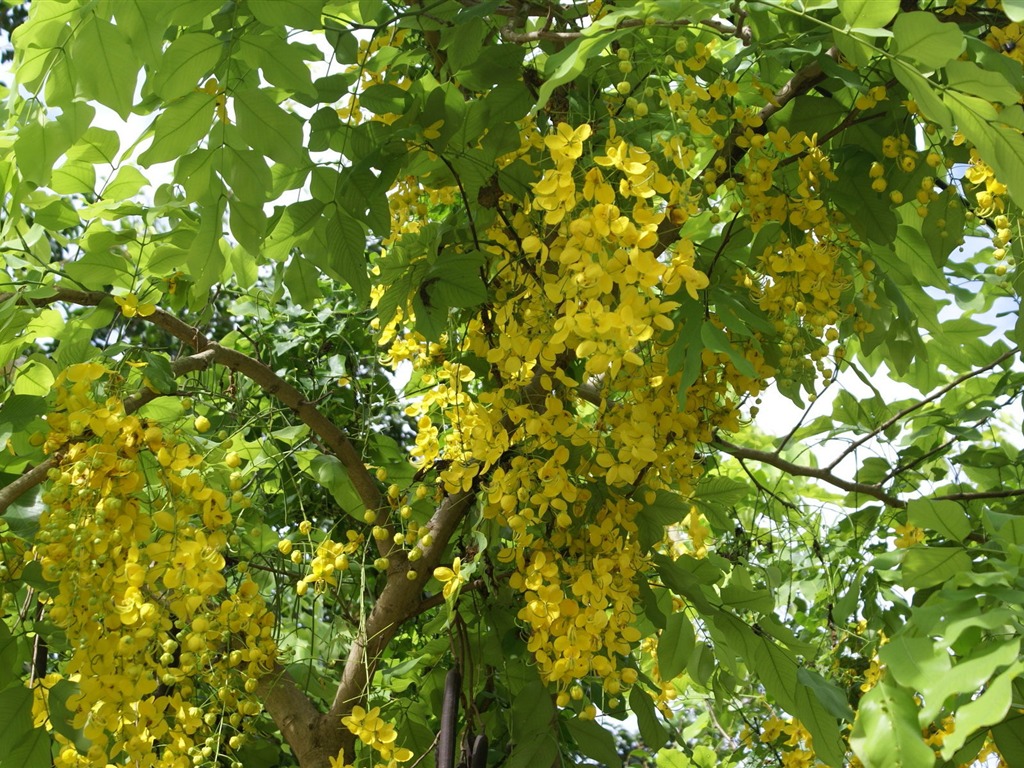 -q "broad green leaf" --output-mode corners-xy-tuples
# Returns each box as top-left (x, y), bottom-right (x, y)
(891, 60), (952, 131)
(564, 717), (622, 768)
(237, 33), (318, 99)
(307, 453), (366, 519)
(838, 0), (898, 29)
(536, 12), (637, 109)
(656, 749), (692, 768)
(0, 684), (35, 754)
(234, 88), (308, 167)
(658, 611), (695, 681)
(15, 119), (74, 187)
(629, 686), (669, 748)
(102, 165), (148, 200)
(700, 323), (757, 378)
(186, 209), (227, 296)
(945, 92), (1024, 208)
(72, 14), (138, 118)
(900, 546), (972, 590)
(248, 0), (324, 29)
(850, 681), (935, 768)
(945, 60), (1021, 105)
(797, 668), (854, 721)
(283, 254), (322, 308)
(139, 92), (216, 166)
(880, 636), (951, 695)
(906, 498), (970, 542)
(324, 208), (370, 304)
(753, 636), (846, 766)
(636, 490), (690, 551)
(940, 661), (1024, 758)
(993, 714), (1024, 765)
(423, 251), (488, 309)
(223, 148), (272, 205)
(359, 84), (412, 115)
(2, 725), (50, 768)
(892, 12), (964, 69)
(151, 32), (222, 101)
(1006, 0), (1024, 21)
